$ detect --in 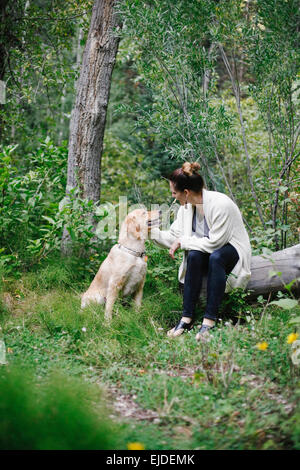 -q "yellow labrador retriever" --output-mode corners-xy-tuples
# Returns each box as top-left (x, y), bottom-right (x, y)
(81, 208), (160, 321)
